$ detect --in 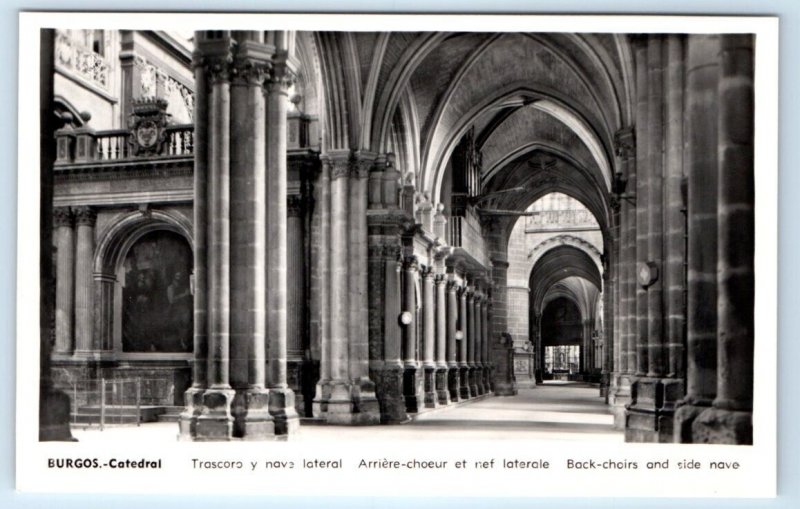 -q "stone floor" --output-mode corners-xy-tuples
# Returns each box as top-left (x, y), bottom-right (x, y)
(71, 382), (622, 443)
